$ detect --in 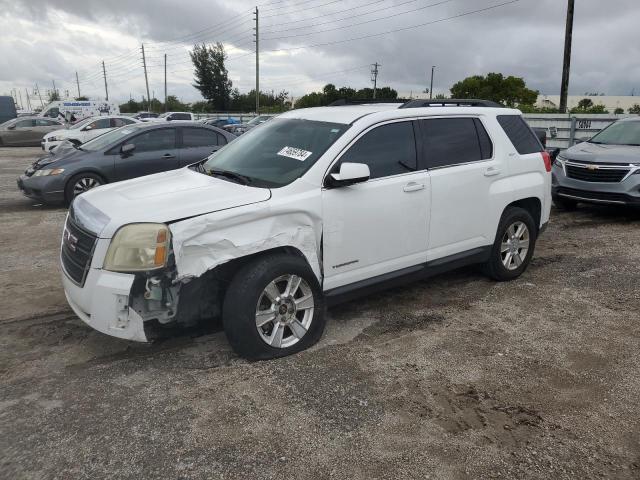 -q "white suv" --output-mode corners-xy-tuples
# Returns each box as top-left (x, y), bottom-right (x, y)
(61, 100), (551, 359)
